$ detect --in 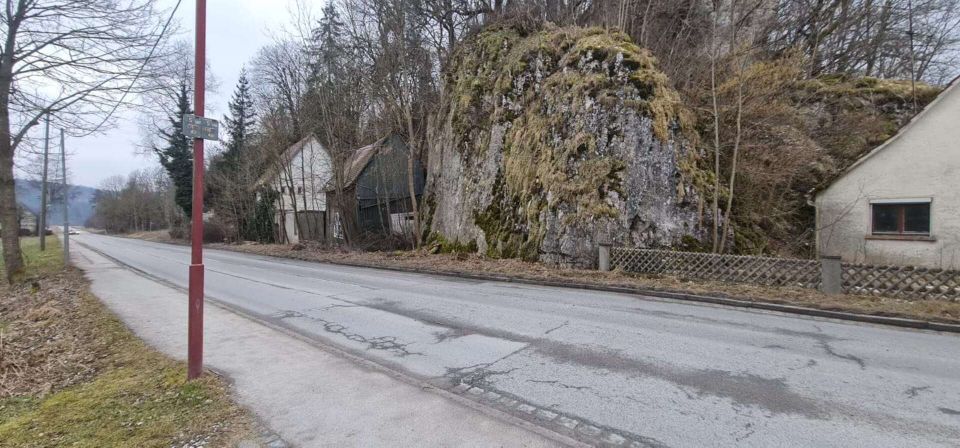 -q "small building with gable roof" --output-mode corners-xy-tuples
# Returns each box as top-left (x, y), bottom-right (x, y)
(325, 134), (424, 242)
(815, 76), (960, 269)
(256, 134), (333, 244)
